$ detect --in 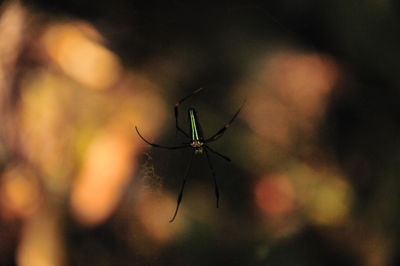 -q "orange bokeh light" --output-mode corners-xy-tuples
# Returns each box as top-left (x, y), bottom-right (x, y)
(0, 165), (41, 219)
(243, 50), (339, 148)
(254, 174), (295, 218)
(269, 51), (338, 117)
(135, 190), (187, 243)
(70, 123), (138, 226)
(16, 207), (64, 266)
